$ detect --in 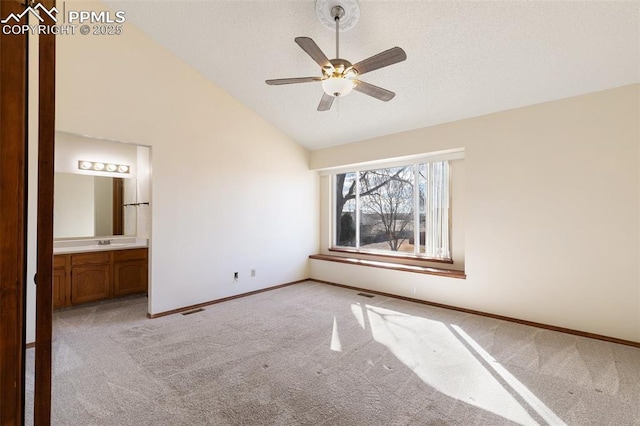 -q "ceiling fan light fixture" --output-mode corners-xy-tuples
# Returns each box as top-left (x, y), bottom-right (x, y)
(322, 76), (355, 97)
(265, 0), (406, 111)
